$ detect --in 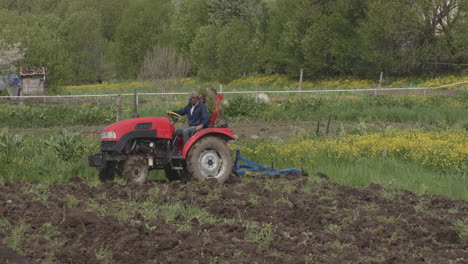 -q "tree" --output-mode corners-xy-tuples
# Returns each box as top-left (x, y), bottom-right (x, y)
(302, 0), (366, 76)
(0, 41), (24, 74)
(138, 45), (191, 93)
(451, 0), (468, 67)
(215, 20), (258, 83)
(260, 0), (323, 74)
(189, 25), (220, 81)
(113, 0), (174, 79)
(173, 0), (209, 56)
(414, 0), (467, 71)
(0, 10), (72, 84)
(60, 9), (106, 83)
(189, 20), (258, 83)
